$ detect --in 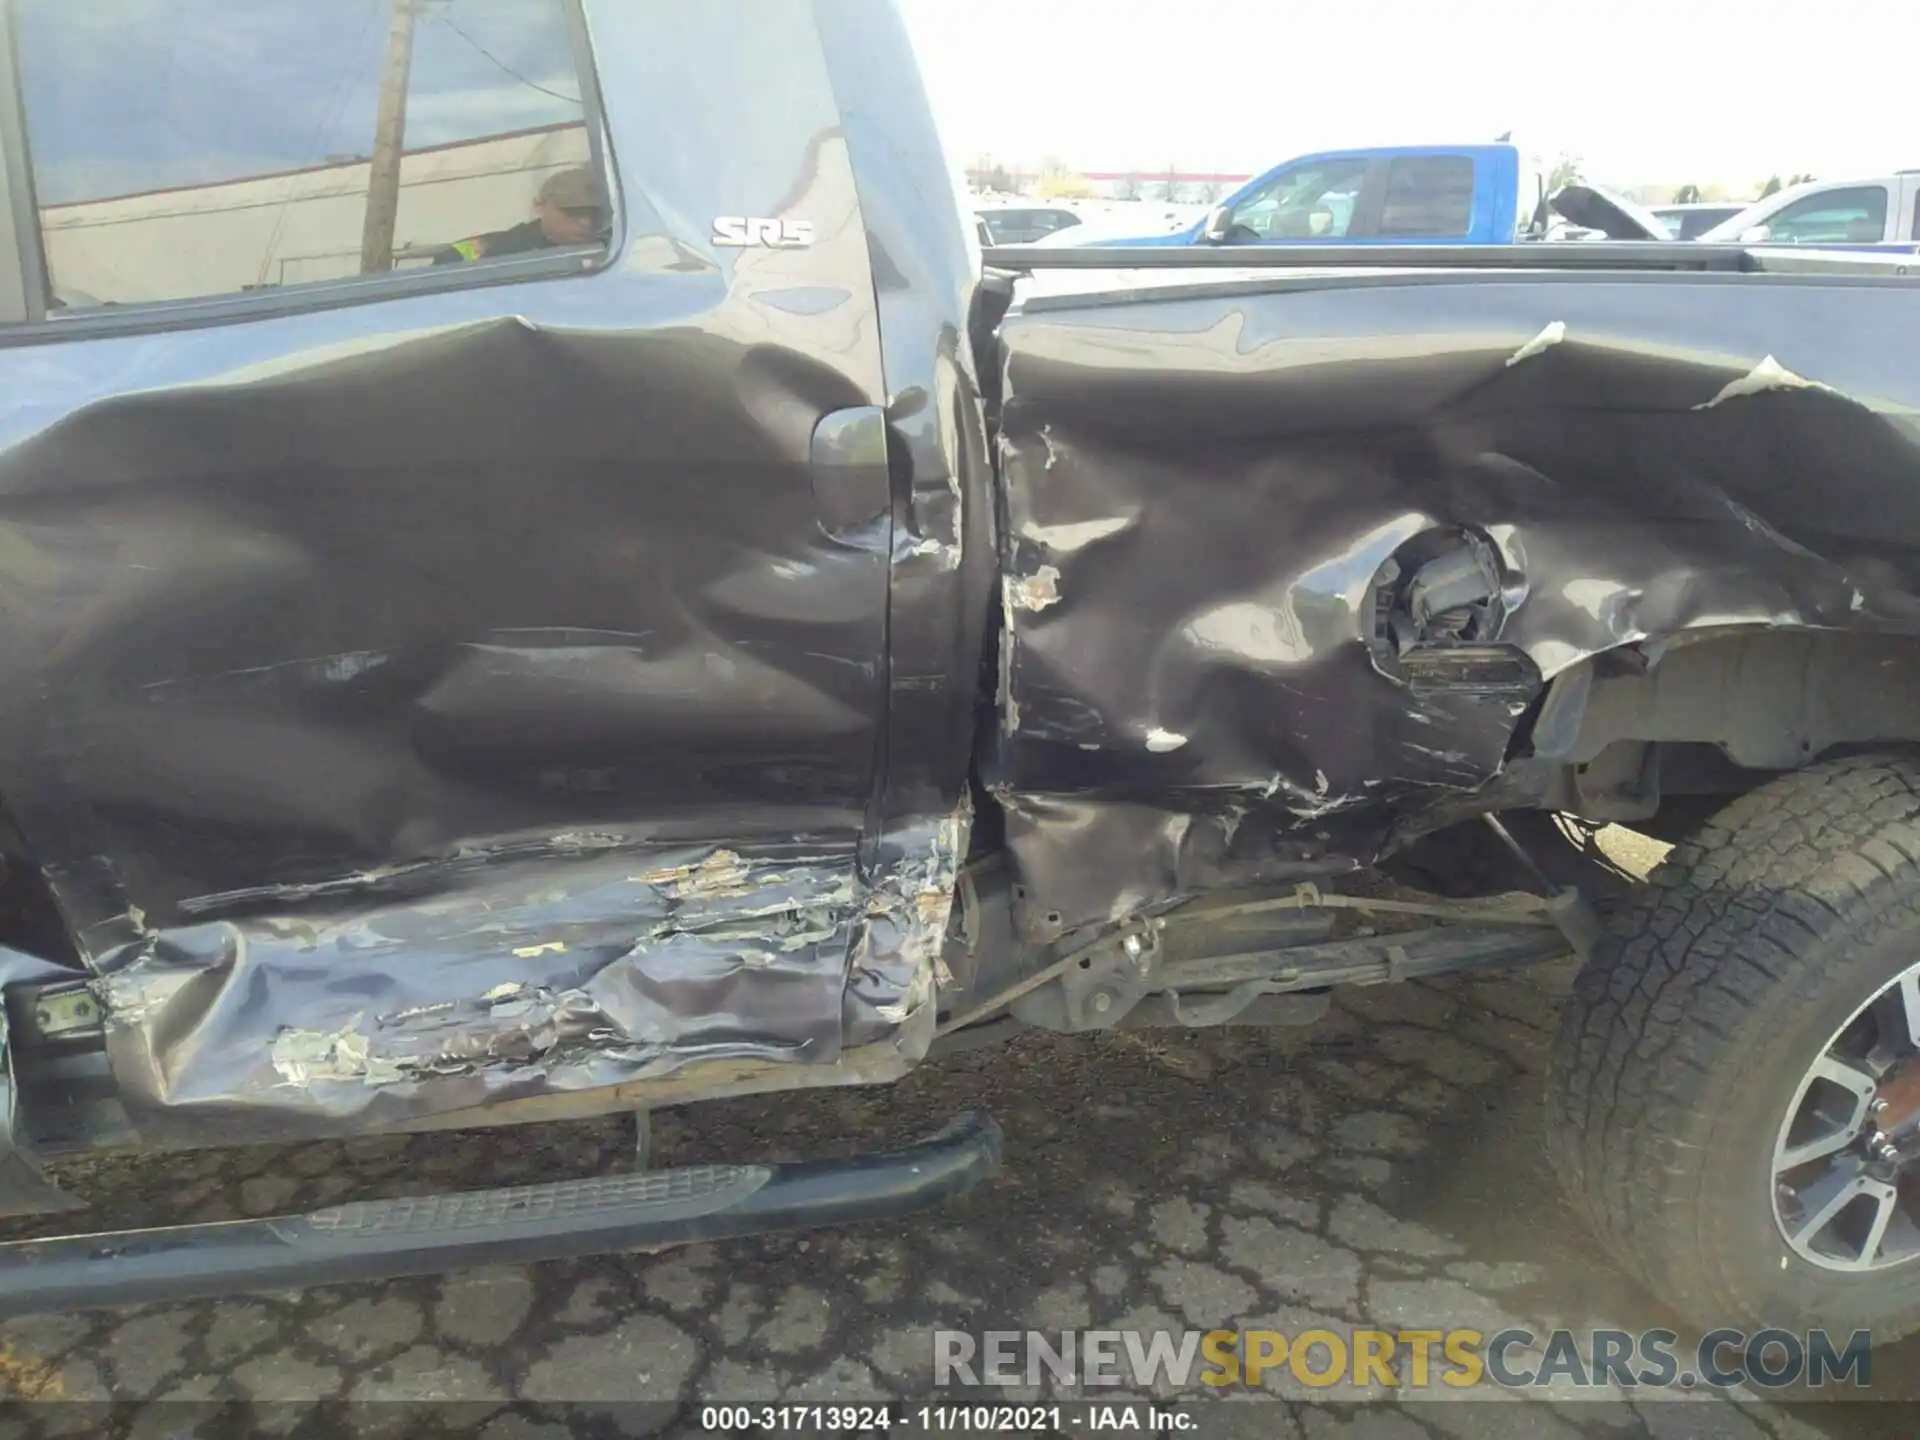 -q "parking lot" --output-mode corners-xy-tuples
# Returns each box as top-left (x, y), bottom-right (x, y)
(1, 829), (1906, 1438)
